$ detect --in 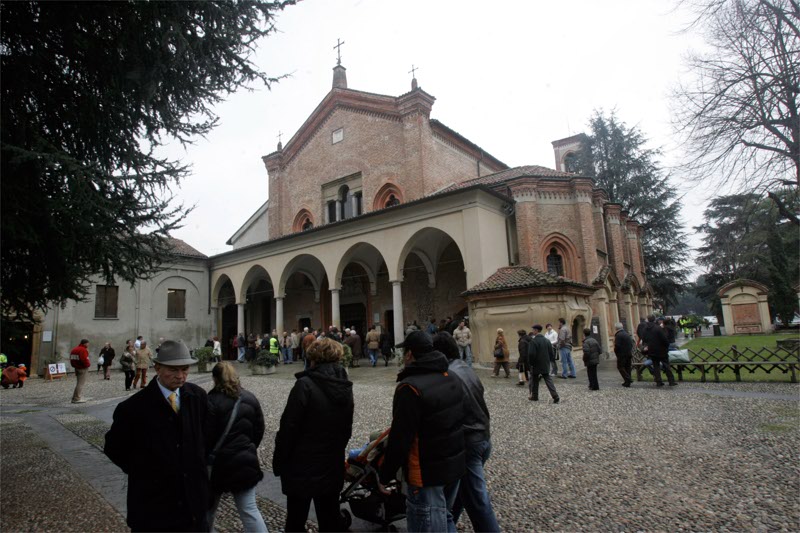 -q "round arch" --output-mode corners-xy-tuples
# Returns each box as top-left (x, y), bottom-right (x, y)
(238, 264), (275, 303)
(278, 253), (329, 296)
(334, 242), (388, 290)
(212, 273), (236, 306)
(540, 232), (580, 280)
(395, 227), (466, 283)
